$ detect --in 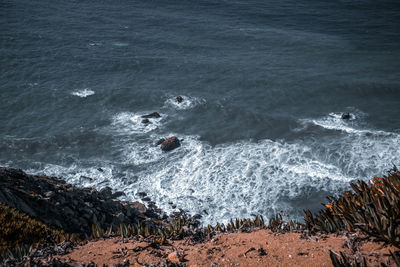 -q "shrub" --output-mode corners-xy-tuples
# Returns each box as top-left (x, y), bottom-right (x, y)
(305, 168), (400, 249)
